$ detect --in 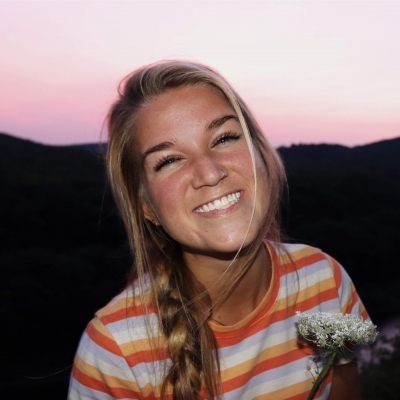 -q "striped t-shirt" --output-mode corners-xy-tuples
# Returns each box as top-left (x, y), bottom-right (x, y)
(69, 242), (368, 399)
